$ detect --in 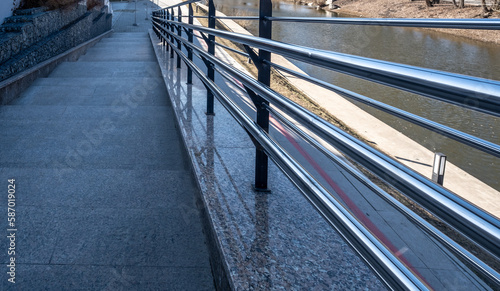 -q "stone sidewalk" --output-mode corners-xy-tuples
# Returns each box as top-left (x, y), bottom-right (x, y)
(0, 1), (214, 289)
